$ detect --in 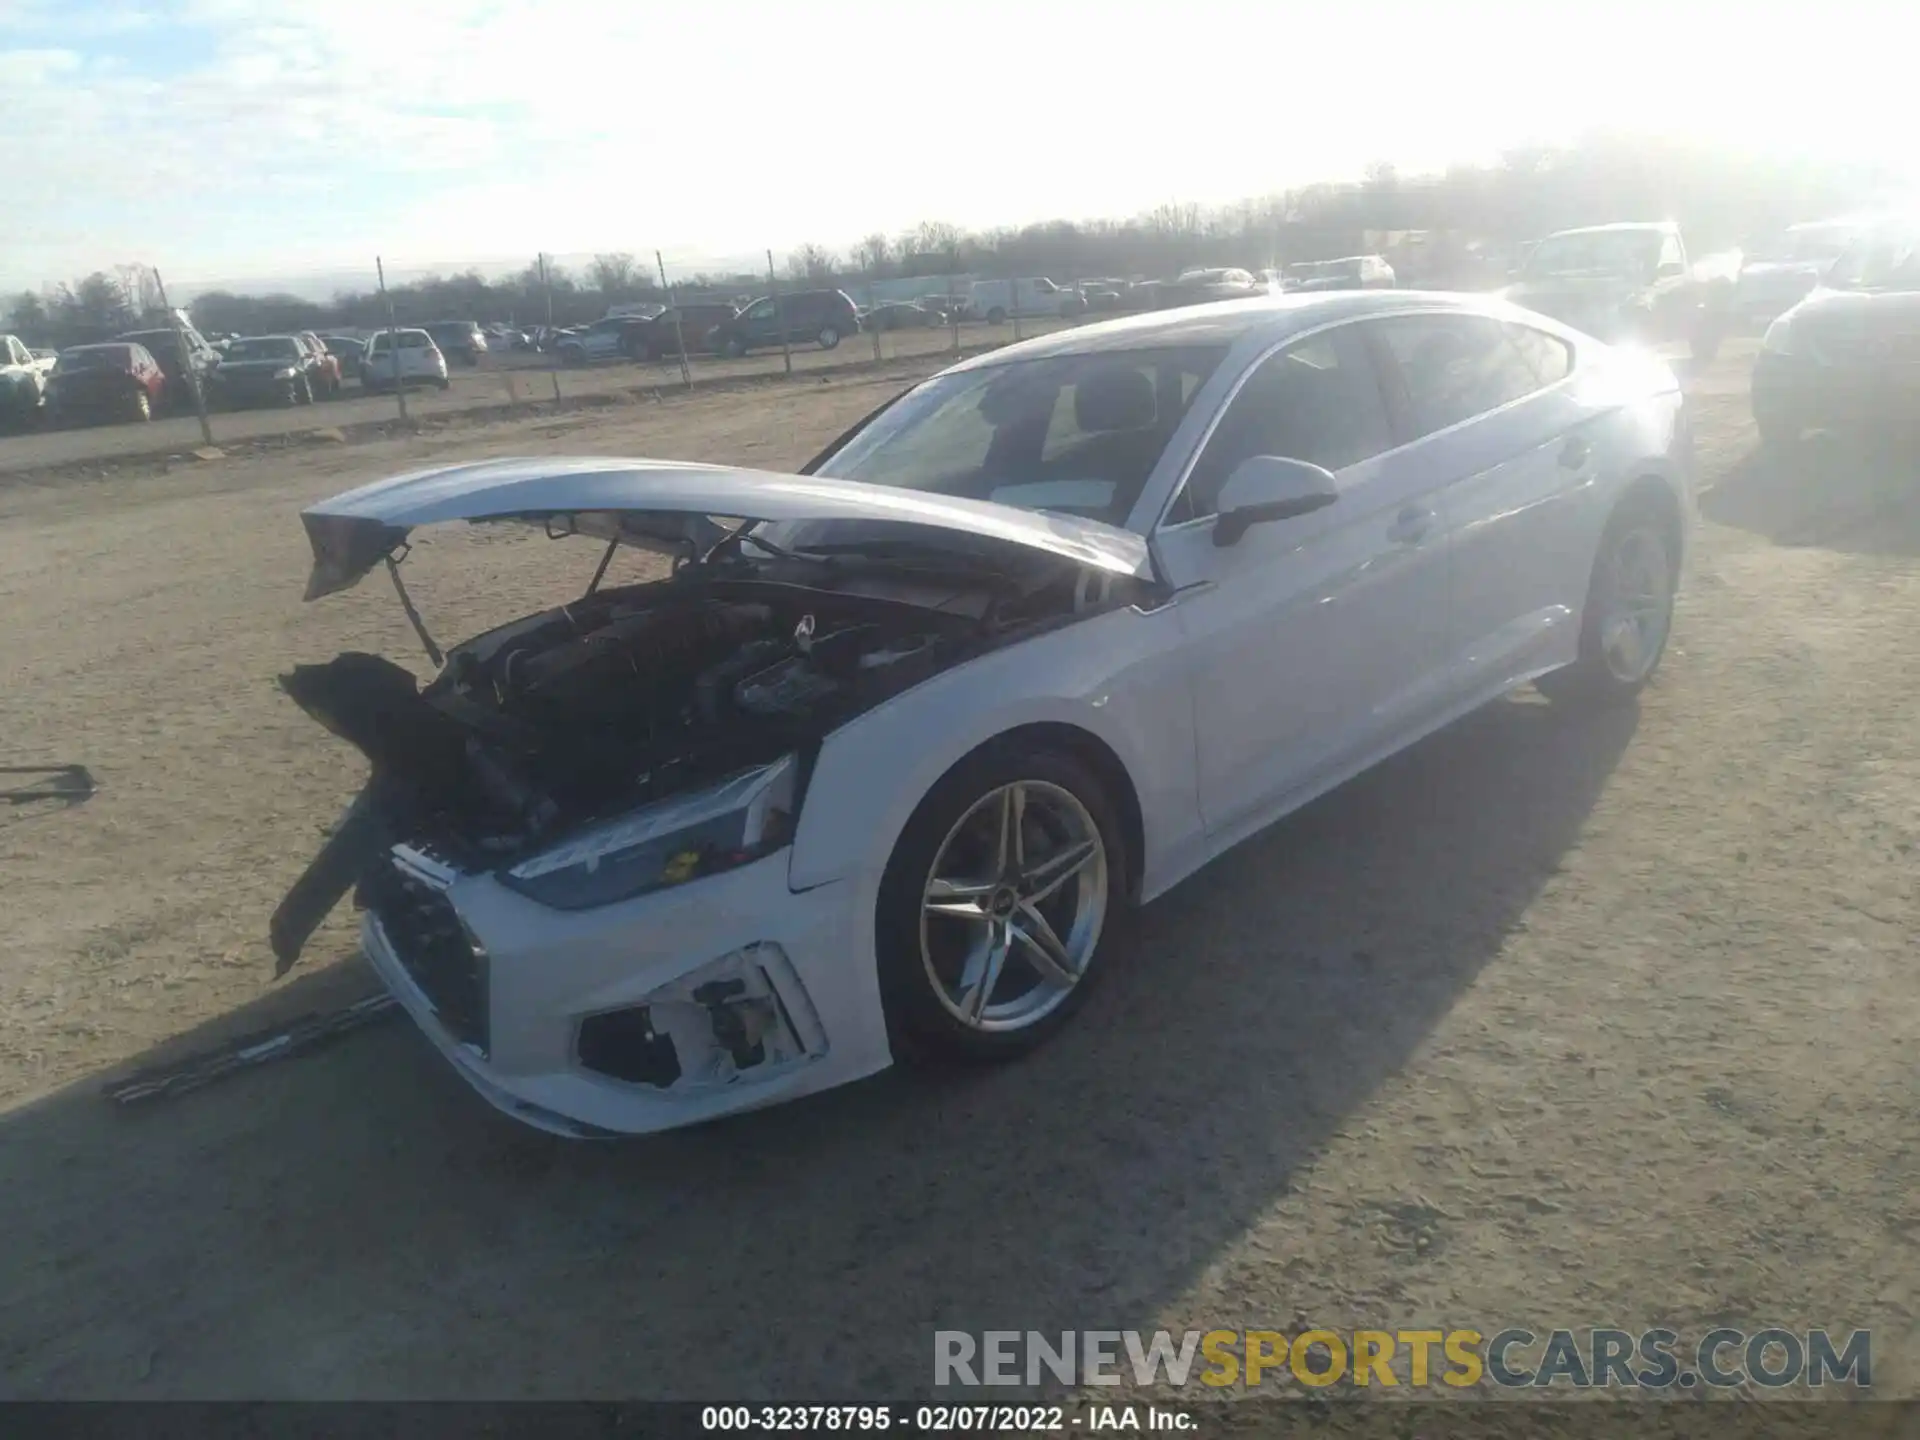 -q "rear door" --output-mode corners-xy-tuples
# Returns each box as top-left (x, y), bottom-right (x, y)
(1366, 312), (1598, 696)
